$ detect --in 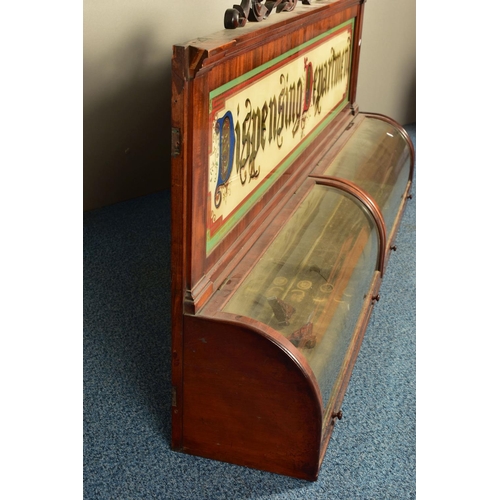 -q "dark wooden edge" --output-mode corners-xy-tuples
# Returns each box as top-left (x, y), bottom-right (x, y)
(170, 47), (190, 449)
(180, 313), (324, 480)
(348, 0), (366, 108)
(311, 176), (387, 274)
